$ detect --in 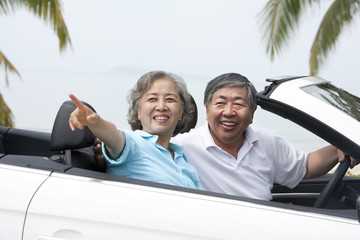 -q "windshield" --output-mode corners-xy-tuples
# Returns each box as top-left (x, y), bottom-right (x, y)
(302, 83), (360, 122)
